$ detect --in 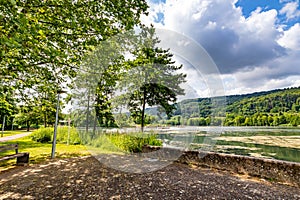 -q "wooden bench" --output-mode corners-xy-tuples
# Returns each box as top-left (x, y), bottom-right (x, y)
(0, 144), (29, 165)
